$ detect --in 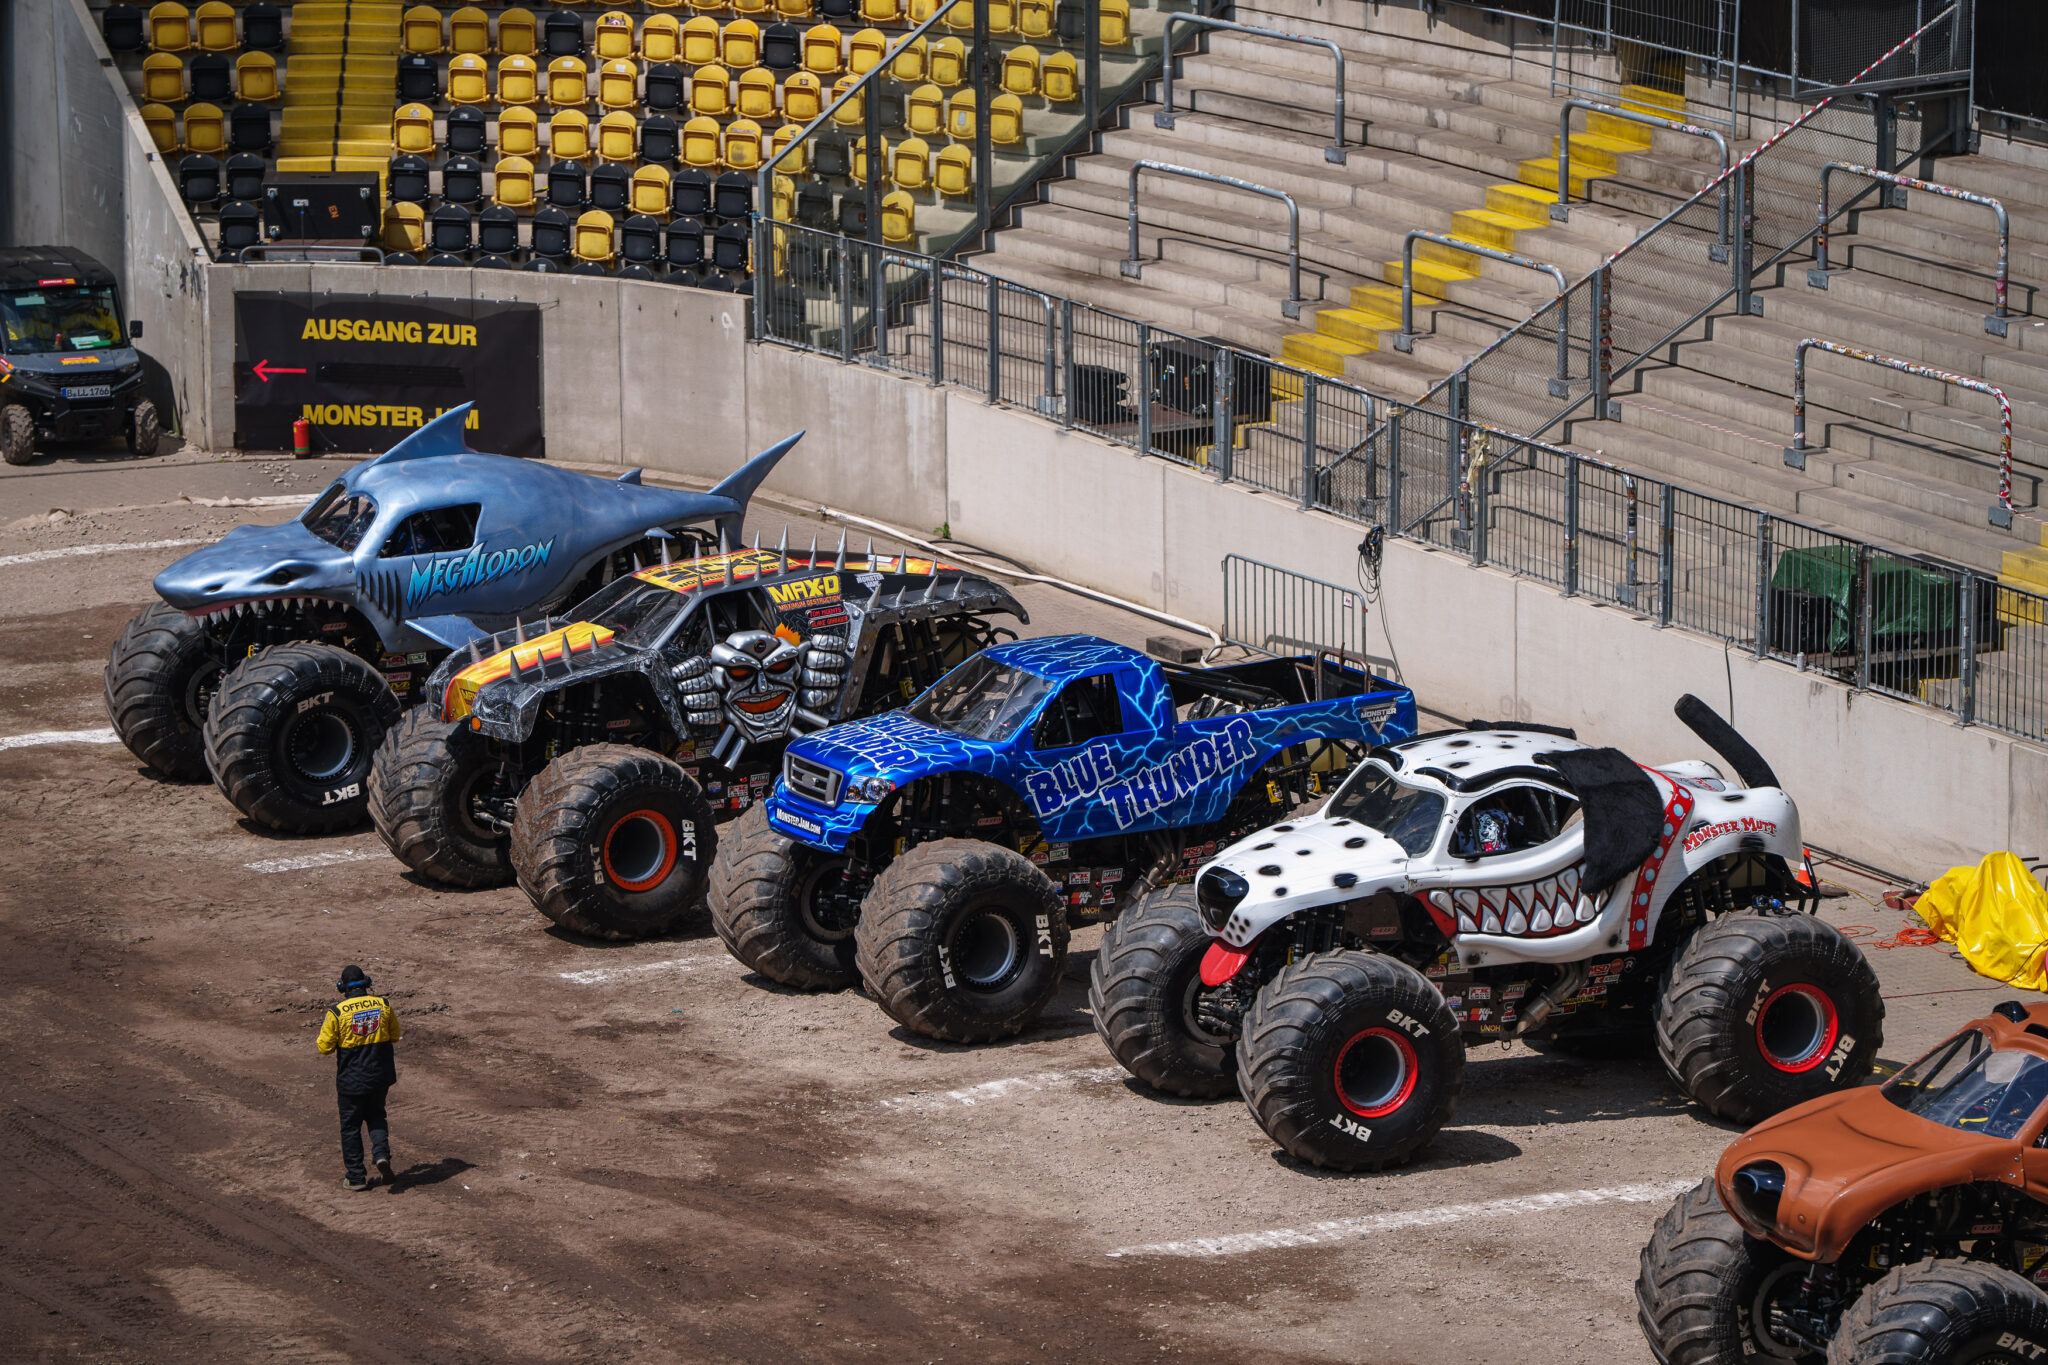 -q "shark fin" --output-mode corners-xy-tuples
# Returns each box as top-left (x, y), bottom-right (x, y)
(367, 404), (475, 465)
